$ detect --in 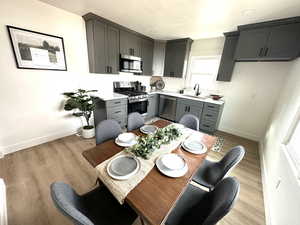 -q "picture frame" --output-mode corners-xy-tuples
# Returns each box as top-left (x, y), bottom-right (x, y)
(7, 25), (67, 71)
